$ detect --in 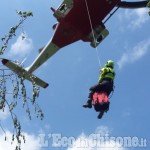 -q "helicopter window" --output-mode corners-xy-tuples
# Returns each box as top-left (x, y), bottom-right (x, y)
(97, 35), (104, 43)
(59, 4), (67, 13)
